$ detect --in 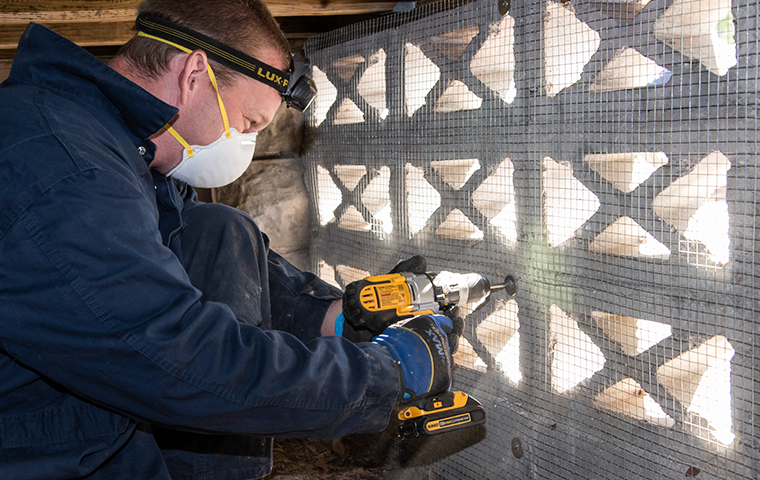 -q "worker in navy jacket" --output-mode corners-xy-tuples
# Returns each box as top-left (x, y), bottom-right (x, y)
(0, 1), (454, 479)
